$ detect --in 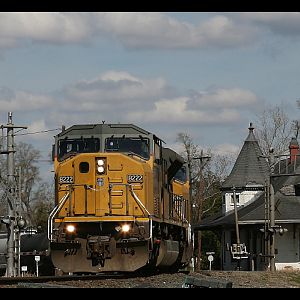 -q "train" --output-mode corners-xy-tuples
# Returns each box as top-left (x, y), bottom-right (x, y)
(0, 233), (7, 276)
(0, 231), (54, 276)
(48, 123), (193, 274)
